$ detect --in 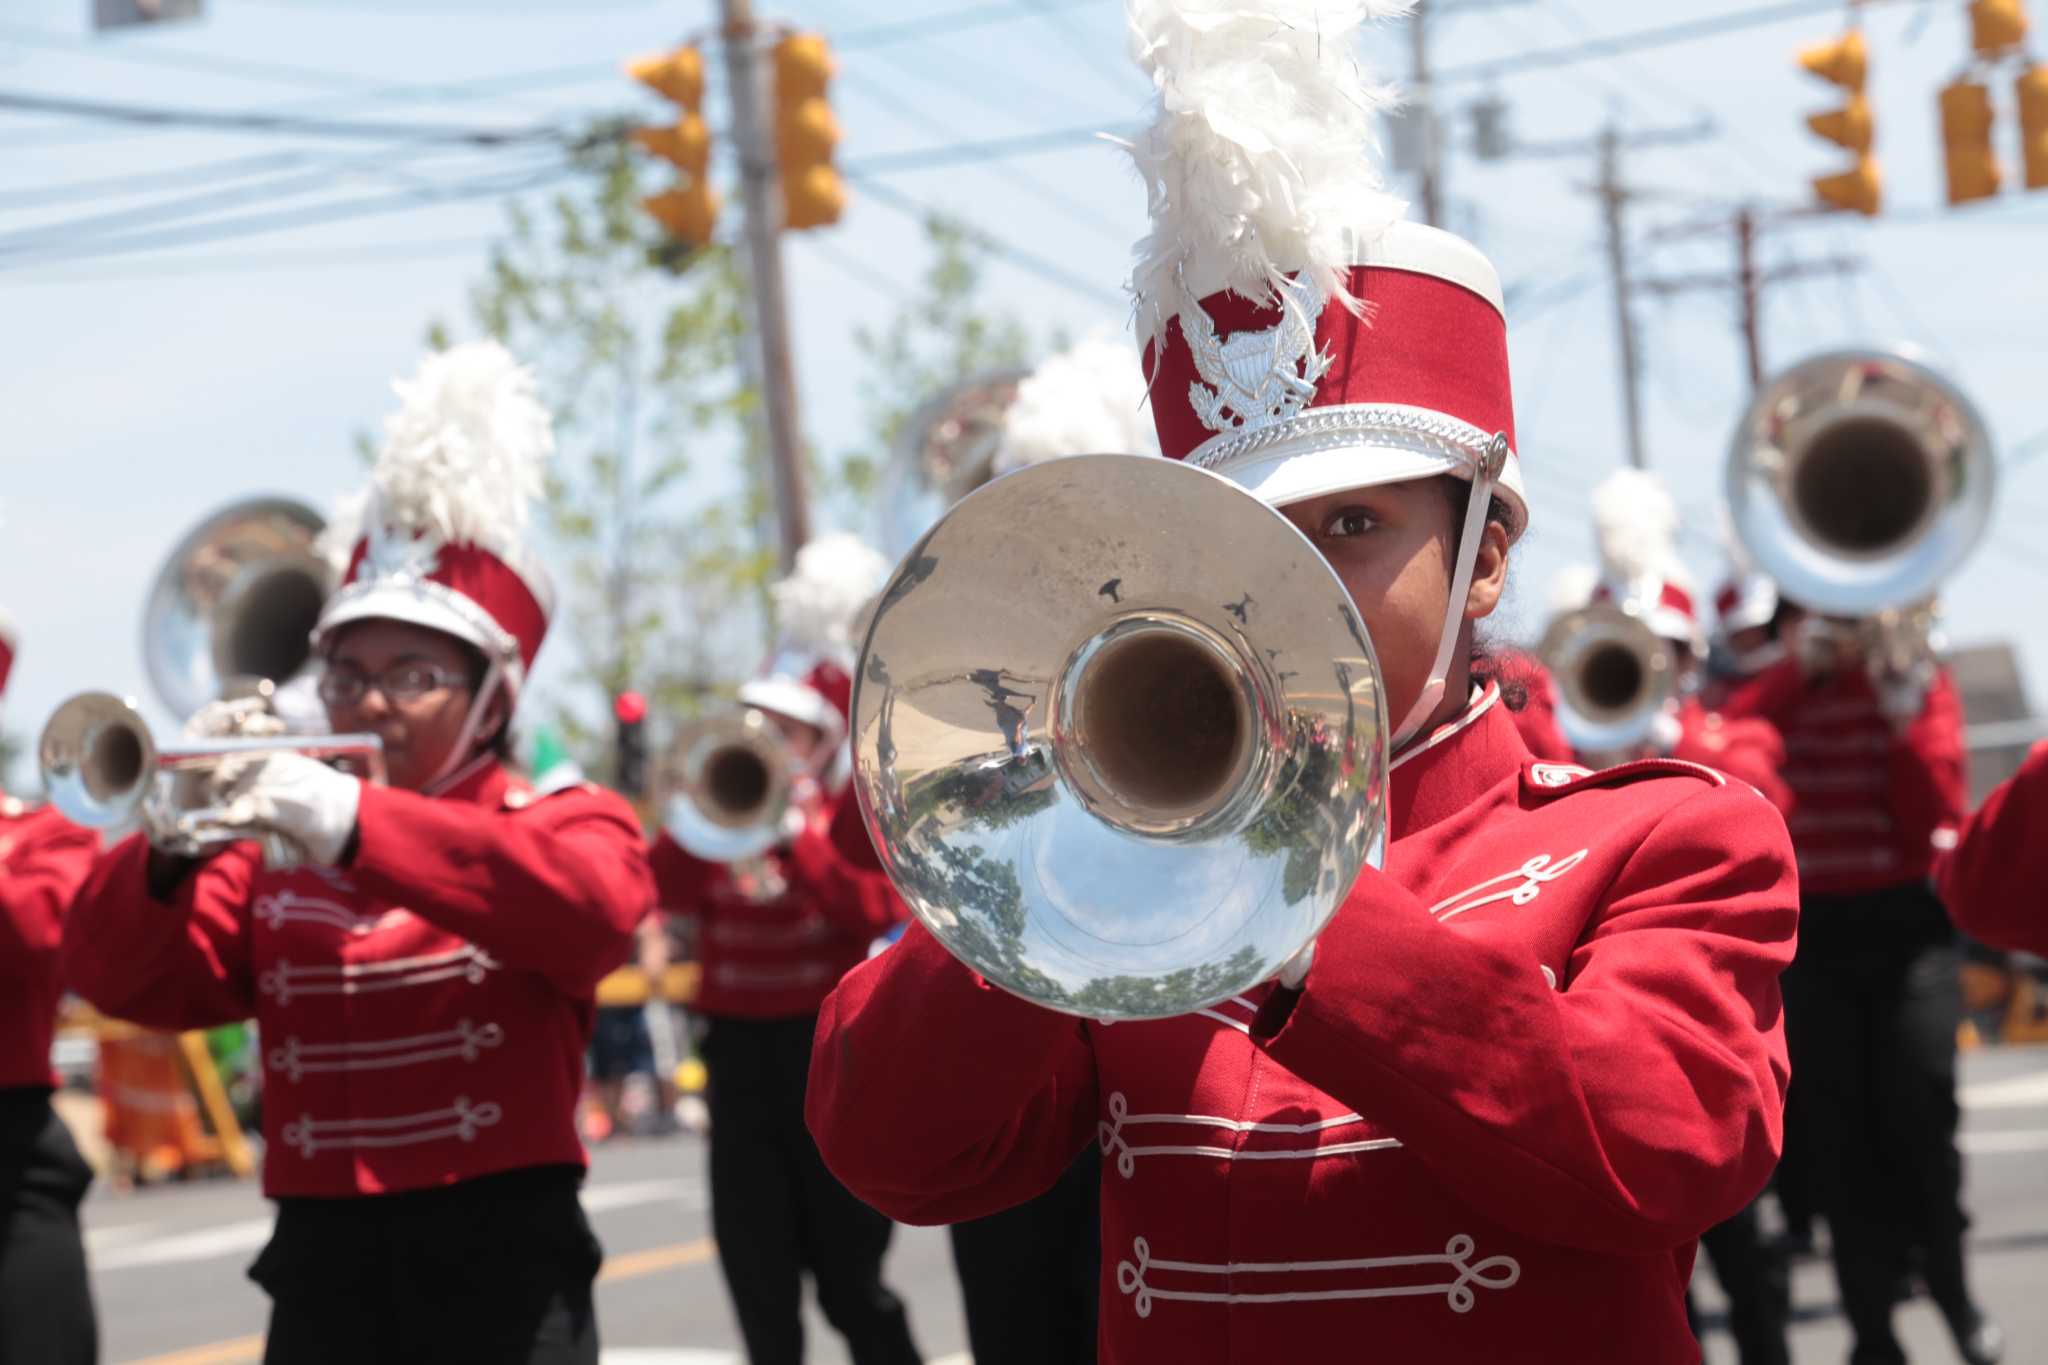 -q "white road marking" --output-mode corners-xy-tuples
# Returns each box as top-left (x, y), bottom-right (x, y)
(1959, 1126), (2048, 1155)
(1959, 1068), (2048, 1111)
(91, 1176), (705, 1273)
(94, 1217), (273, 1272)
